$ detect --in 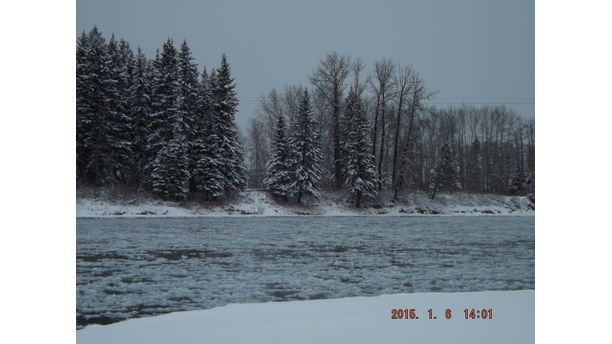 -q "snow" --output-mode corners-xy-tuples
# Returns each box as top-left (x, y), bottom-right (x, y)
(77, 190), (534, 218)
(77, 290), (534, 344)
